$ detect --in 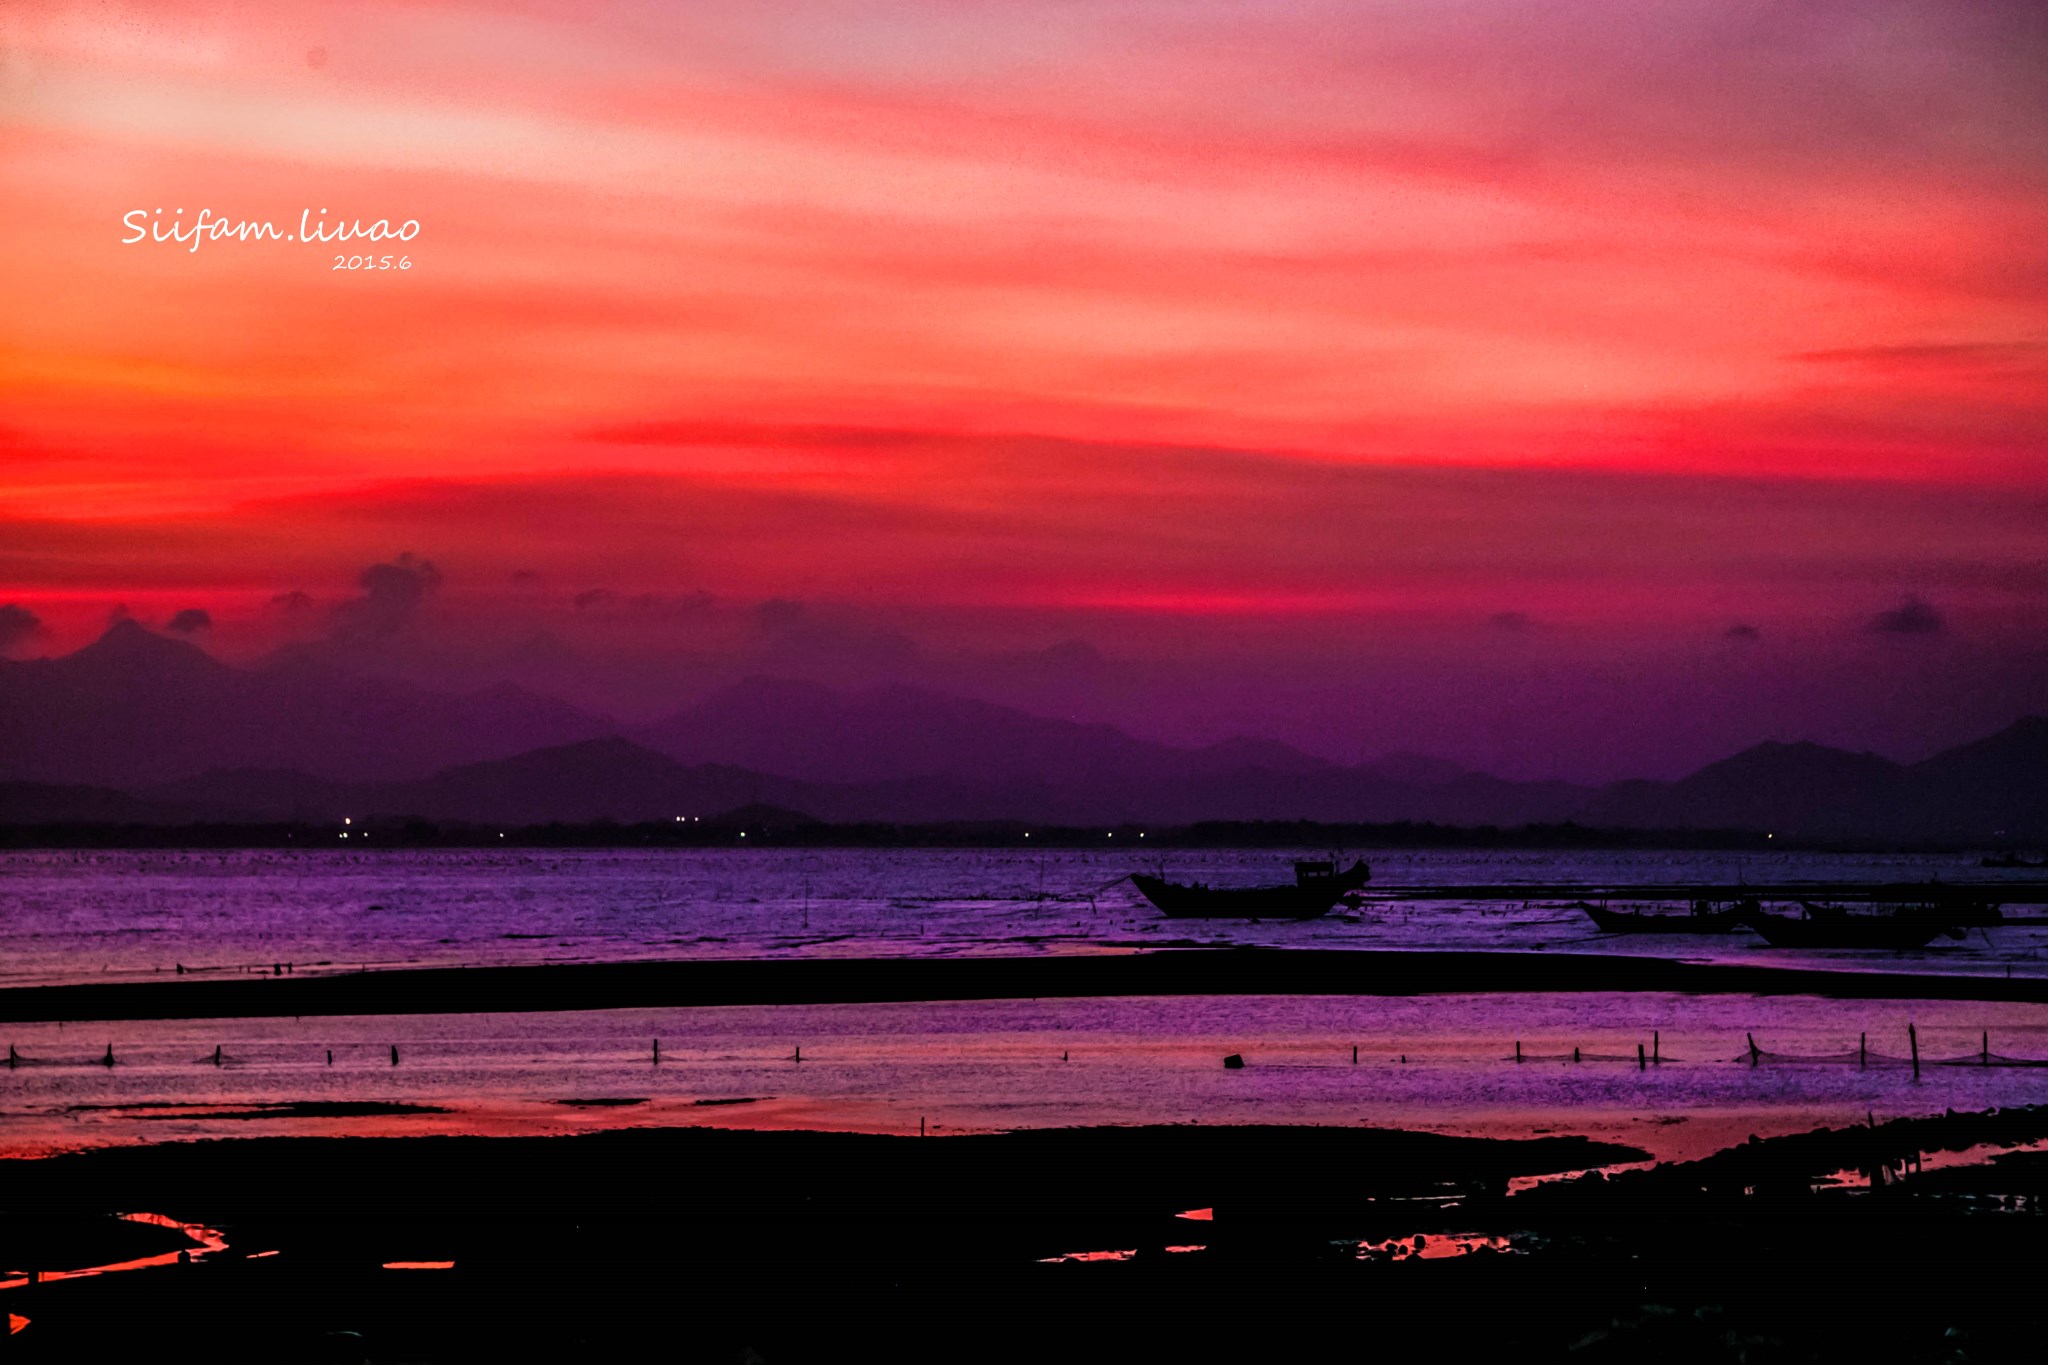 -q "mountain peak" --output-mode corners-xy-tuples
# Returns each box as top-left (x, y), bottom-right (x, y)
(67, 619), (223, 674)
